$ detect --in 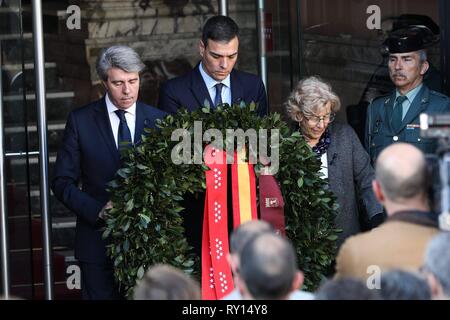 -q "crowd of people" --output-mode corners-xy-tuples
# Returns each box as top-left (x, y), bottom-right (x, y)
(133, 147), (450, 300)
(50, 14), (450, 300)
(133, 221), (450, 300)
